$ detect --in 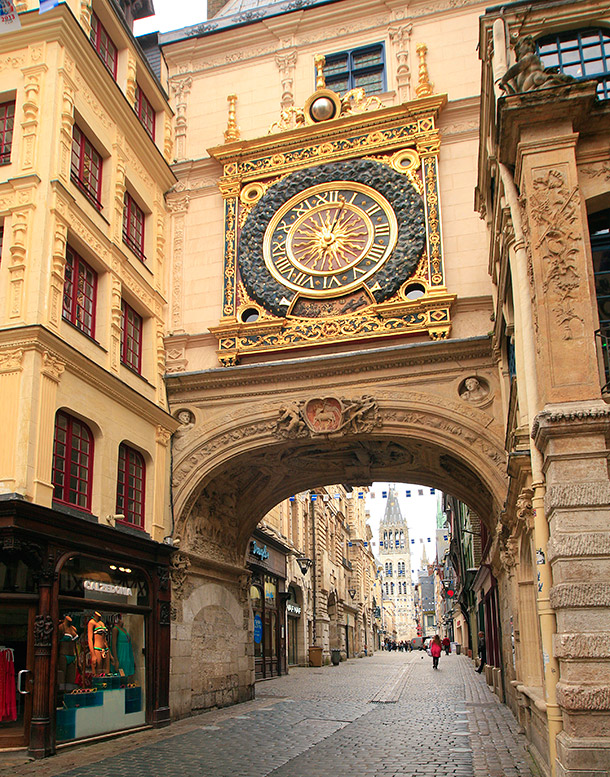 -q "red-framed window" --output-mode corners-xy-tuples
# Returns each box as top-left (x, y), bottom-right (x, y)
(121, 299), (142, 373)
(122, 192), (145, 261)
(62, 247), (97, 337)
(52, 411), (94, 511)
(116, 443), (145, 528)
(0, 101), (15, 165)
(71, 125), (103, 210)
(135, 85), (155, 140)
(90, 12), (117, 78)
